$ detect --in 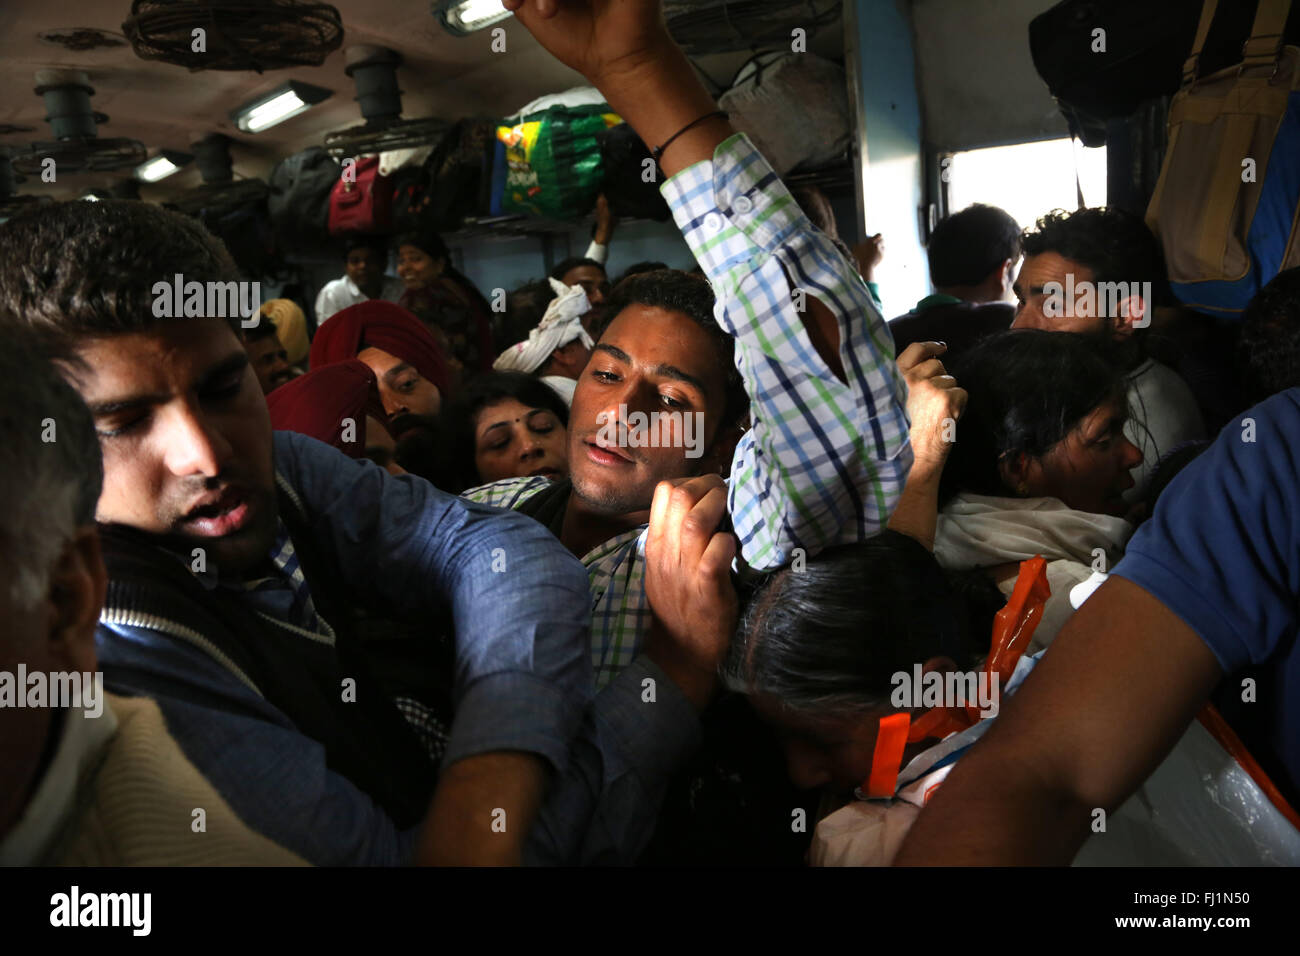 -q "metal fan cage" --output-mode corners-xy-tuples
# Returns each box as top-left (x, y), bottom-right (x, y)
(123, 0), (344, 72)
